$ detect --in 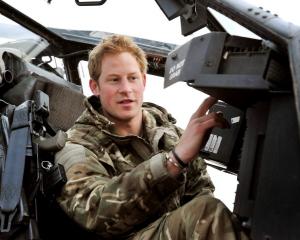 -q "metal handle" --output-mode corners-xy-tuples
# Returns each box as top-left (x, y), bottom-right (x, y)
(75, 0), (107, 6)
